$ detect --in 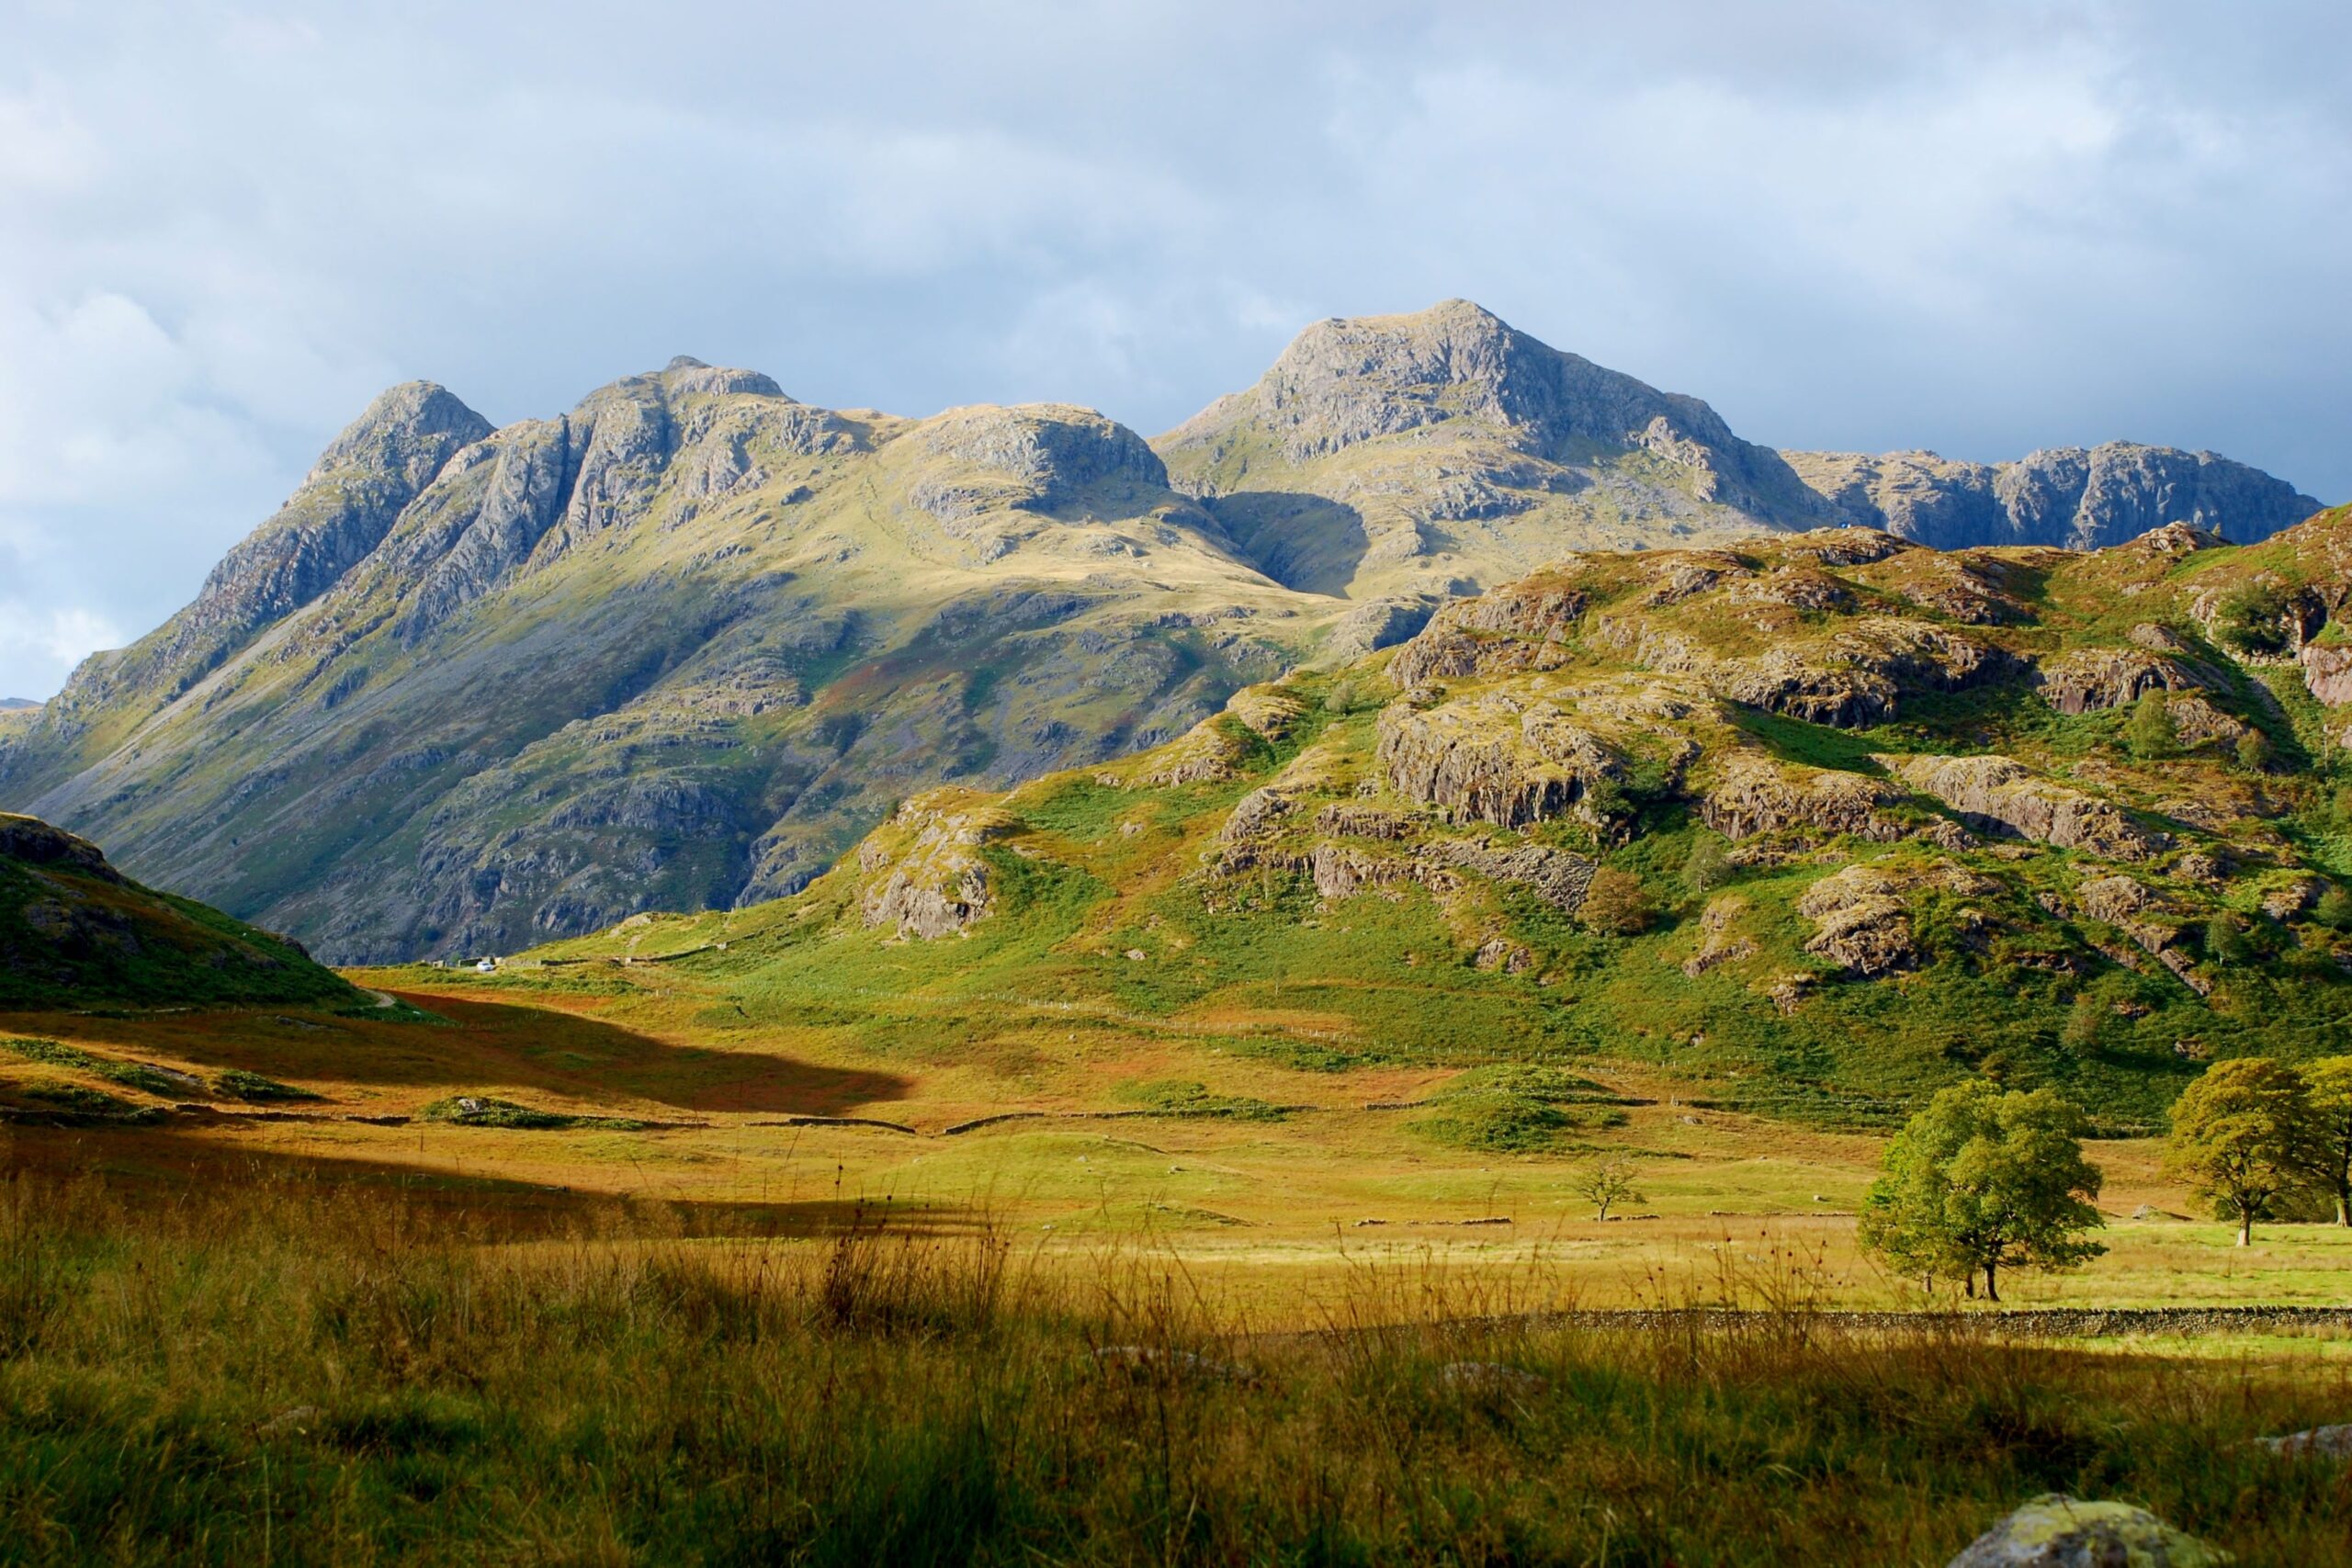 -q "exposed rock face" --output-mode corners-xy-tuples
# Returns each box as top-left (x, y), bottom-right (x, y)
(2301, 644), (2352, 706)
(1683, 894), (1758, 976)
(1791, 441), (2321, 550)
(1607, 615), (2008, 728)
(1887, 755), (2165, 861)
(857, 795), (1019, 940)
(1697, 756), (1904, 842)
(910, 403), (1169, 525)
(1301, 838), (1596, 915)
(1945, 1494), (2224, 1567)
(1796, 863), (1917, 976)
(2033, 647), (2214, 715)
(1376, 695), (1629, 829)
(24, 382), (492, 742)
(2, 359), (1316, 962)
(1163, 300), (1817, 512)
